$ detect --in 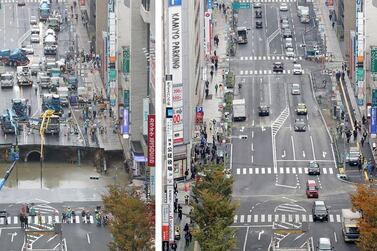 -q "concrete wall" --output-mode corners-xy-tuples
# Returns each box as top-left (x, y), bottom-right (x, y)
(130, 0), (149, 142)
(343, 0), (355, 58)
(117, 0), (131, 92)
